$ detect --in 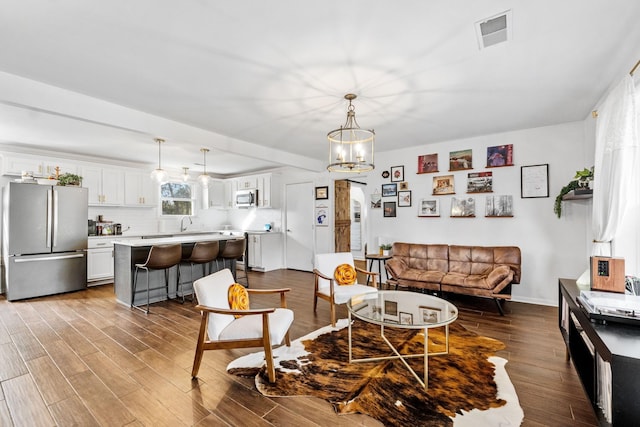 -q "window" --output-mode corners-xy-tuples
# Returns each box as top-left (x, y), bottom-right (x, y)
(160, 182), (194, 216)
